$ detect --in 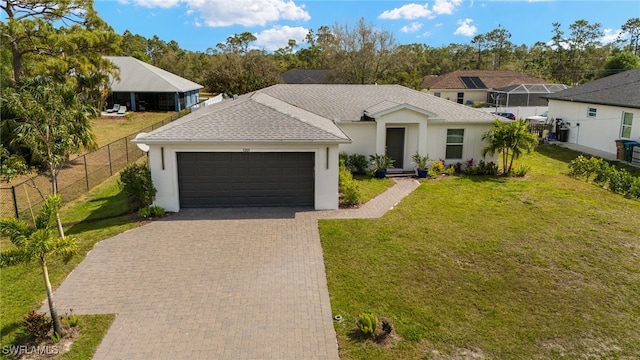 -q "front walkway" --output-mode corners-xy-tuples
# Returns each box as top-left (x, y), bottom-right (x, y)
(44, 178), (420, 359)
